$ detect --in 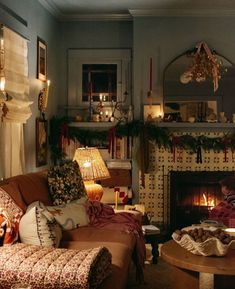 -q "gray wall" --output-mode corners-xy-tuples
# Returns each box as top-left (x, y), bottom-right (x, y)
(58, 21), (133, 106)
(0, 0), (60, 172)
(133, 17), (235, 119)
